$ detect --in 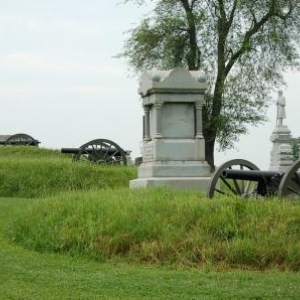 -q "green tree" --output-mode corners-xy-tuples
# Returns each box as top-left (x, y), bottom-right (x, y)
(291, 137), (300, 161)
(120, 0), (300, 169)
